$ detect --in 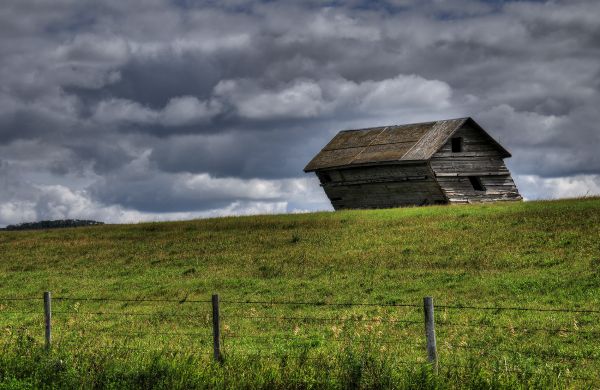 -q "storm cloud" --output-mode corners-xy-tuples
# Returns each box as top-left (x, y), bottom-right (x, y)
(1, 0), (599, 226)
